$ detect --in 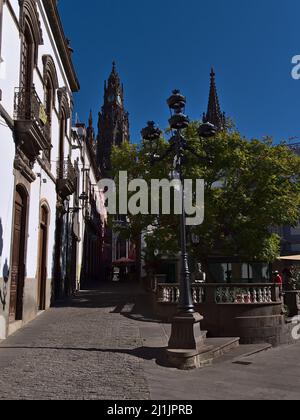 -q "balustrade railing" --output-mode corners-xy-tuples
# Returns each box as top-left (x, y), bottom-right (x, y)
(56, 158), (77, 197)
(14, 86), (50, 143)
(154, 281), (281, 305)
(57, 157), (76, 182)
(156, 283), (205, 304)
(215, 285), (273, 304)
